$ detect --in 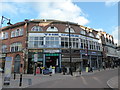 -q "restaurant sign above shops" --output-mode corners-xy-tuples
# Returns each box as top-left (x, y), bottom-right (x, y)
(44, 50), (60, 53)
(28, 49), (43, 52)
